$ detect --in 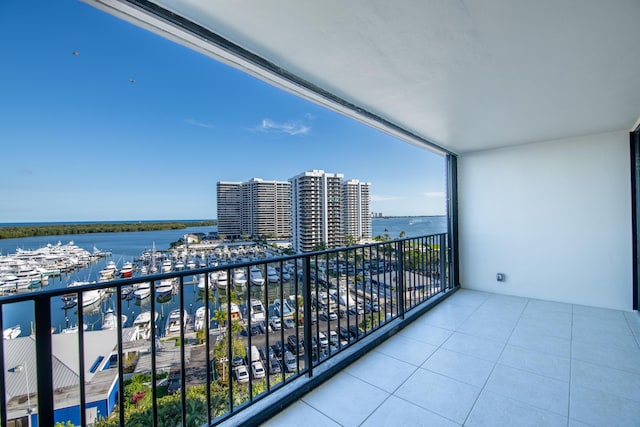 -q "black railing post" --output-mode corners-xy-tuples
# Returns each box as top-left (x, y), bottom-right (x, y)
(34, 296), (54, 424)
(0, 308), (6, 427)
(396, 240), (405, 318)
(303, 255), (313, 377)
(440, 234), (447, 292)
(77, 292), (87, 427)
(116, 287), (126, 427)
